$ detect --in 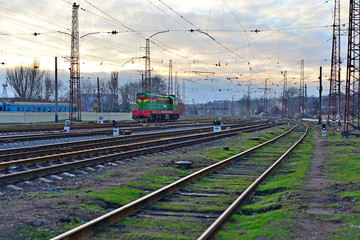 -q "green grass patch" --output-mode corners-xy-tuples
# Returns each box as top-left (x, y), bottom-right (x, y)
(2, 224), (54, 240)
(26, 188), (92, 198)
(116, 218), (206, 232)
(125, 167), (187, 191)
(95, 169), (122, 179)
(87, 187), (145, 207)
(216, 131), (314, 239)
(338, 191), (360, 200)
(150, 201), (227, 212)
(98, 229), (195, 240)
(197, 125), (292, 163)
(217, 209), (294, 240)
(320, 131), (360, 238)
